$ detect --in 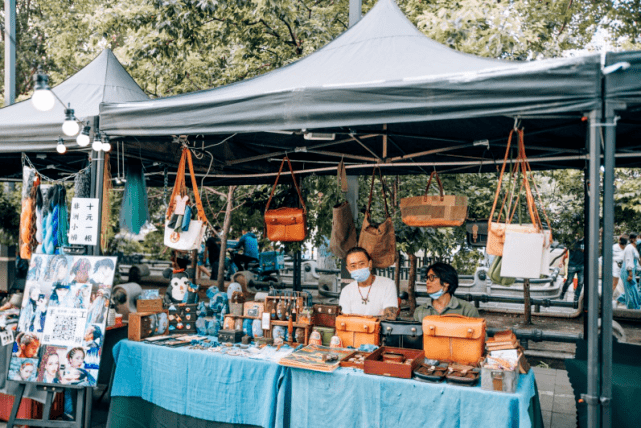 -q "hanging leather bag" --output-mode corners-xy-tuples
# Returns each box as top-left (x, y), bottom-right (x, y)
(466, 218), (489, 247)
(335, 314), (380, 348)
(358, 167), (397, 268)
(400, 171), (468, 227)
(421, 314), (486, 366)
(164, 148), (207, 251)
(264, 157), (307, 242)
(329, 159), (357, 258)
(486, 129), (552, 256)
